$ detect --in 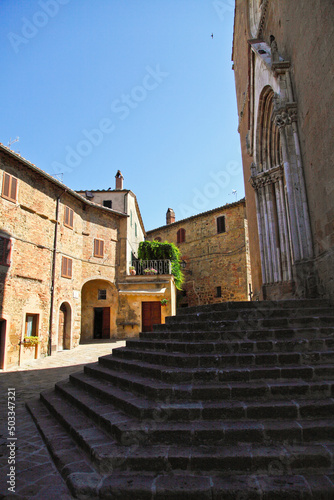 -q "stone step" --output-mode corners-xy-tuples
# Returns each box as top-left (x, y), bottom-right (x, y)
(80, 440), (334, 475)
(127, 336), (334, 354)
(24, 397), (334, 499)
(177, 298), (330, 315)
(50, 378), (334, 446)
(140, 326), (334, 342)
(99, 472), (334, 500)
(70, 366), (334, 418)
(153, 316), (334, 333)
(97, 353), (334, 384)
(27, 297), (334, 498)
(31, 391), (334, 476)
(169, 307), (334, 324)
(112, 346), (334, 369)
